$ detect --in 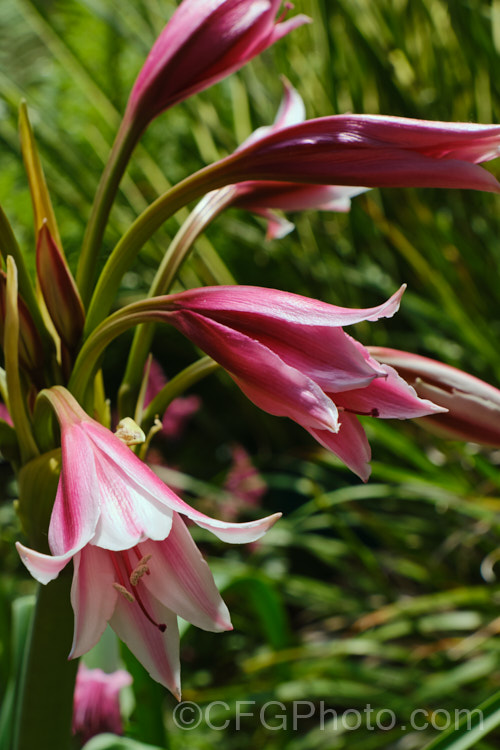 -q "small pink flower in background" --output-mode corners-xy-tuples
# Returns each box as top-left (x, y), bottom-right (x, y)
(16, 386), (280, 697)
(125, 0), (310, 132)
(160, 285), (445, 481)
(368, 347), (500, 446)
(224, 445), (267, 515)
(72, 663), (132, 744)
(0, 402), (12, 426)
(144, 359), (201, 439)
